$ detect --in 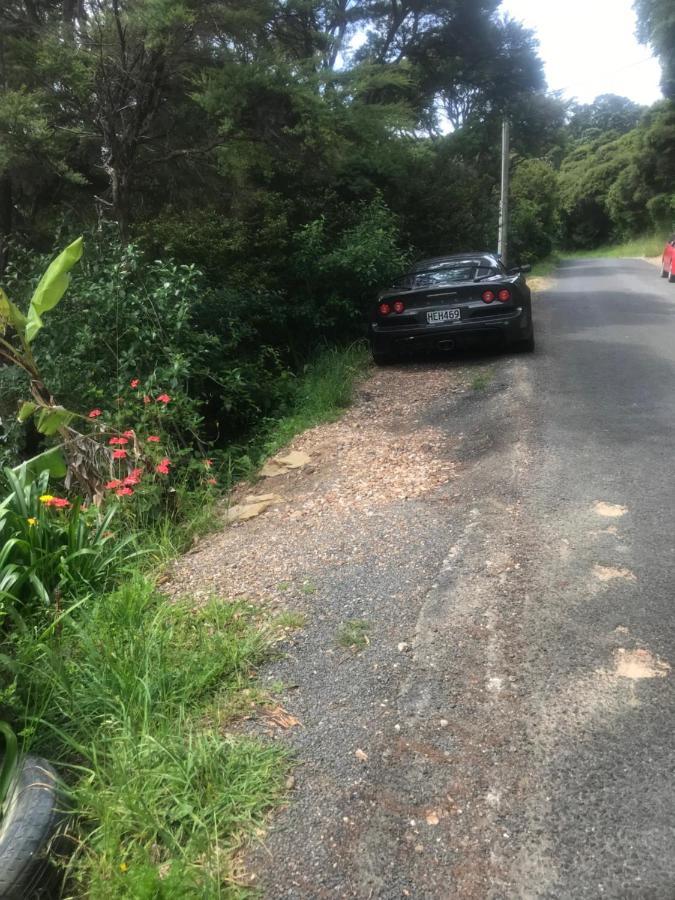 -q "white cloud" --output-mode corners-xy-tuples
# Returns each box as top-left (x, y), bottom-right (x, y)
(501, 0), (663, 105)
